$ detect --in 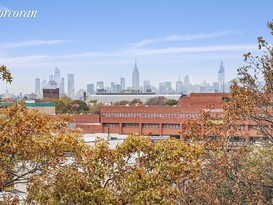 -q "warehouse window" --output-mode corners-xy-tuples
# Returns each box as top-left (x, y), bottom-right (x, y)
(162, 124), (180, 128)
(123, 123), (139, 128)
(142, 123), (160, 128)
(103, 123), (119, 128)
